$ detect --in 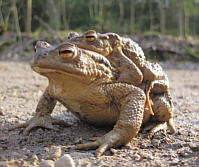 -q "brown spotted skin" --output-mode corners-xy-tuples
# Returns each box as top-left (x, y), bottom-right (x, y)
(67, 30), (173, 118)
(68, 30), (164, 83)
(35, 87), (57, 116)
(109, 46), (143, 86)
(10, 34), (175, 156)
(68, 31), (144, 86)
(68, 30), (175, 133)
(74, 83), (146, 156)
